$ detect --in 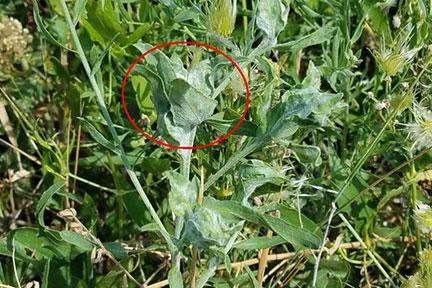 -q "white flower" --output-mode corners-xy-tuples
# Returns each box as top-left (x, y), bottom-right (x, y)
(407, 105), (432, 151)
(375, 100), (389, 110)
(392, 15), (401, 28)
(0, 17), (32, 70)
(415, 201), (432, 234)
